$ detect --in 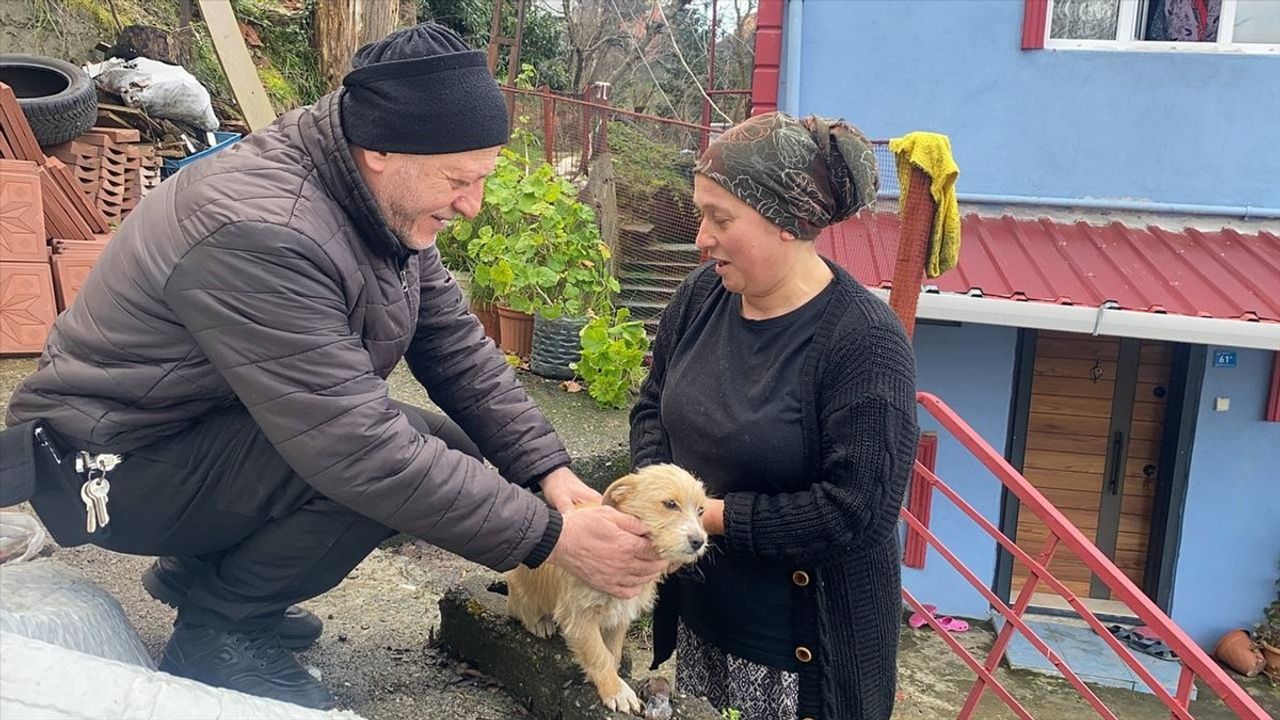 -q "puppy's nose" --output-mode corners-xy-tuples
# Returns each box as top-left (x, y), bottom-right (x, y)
(687, 535), (706, 552)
